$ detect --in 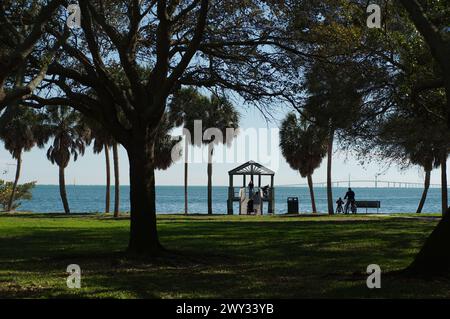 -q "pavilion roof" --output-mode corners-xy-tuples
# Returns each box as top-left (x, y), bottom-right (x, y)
(228, 160), (275, 176)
